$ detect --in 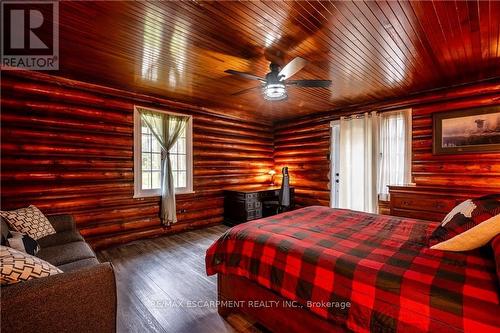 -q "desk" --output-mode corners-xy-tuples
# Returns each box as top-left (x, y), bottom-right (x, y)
(224, 186), (295, 226)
